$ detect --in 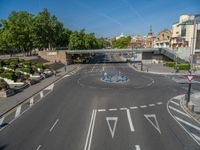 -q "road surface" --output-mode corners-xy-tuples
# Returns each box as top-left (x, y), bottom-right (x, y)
(0, 53), (199, 150)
